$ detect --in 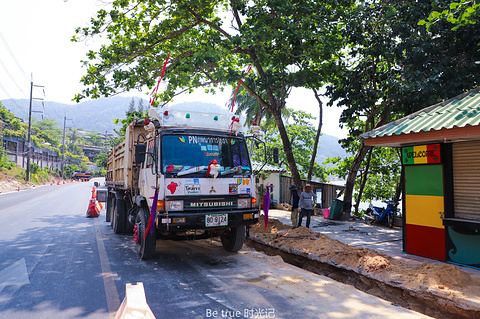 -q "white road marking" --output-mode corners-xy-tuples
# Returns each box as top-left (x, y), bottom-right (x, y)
(94, 217), (121, 319)
(0, 258), (30, 294)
